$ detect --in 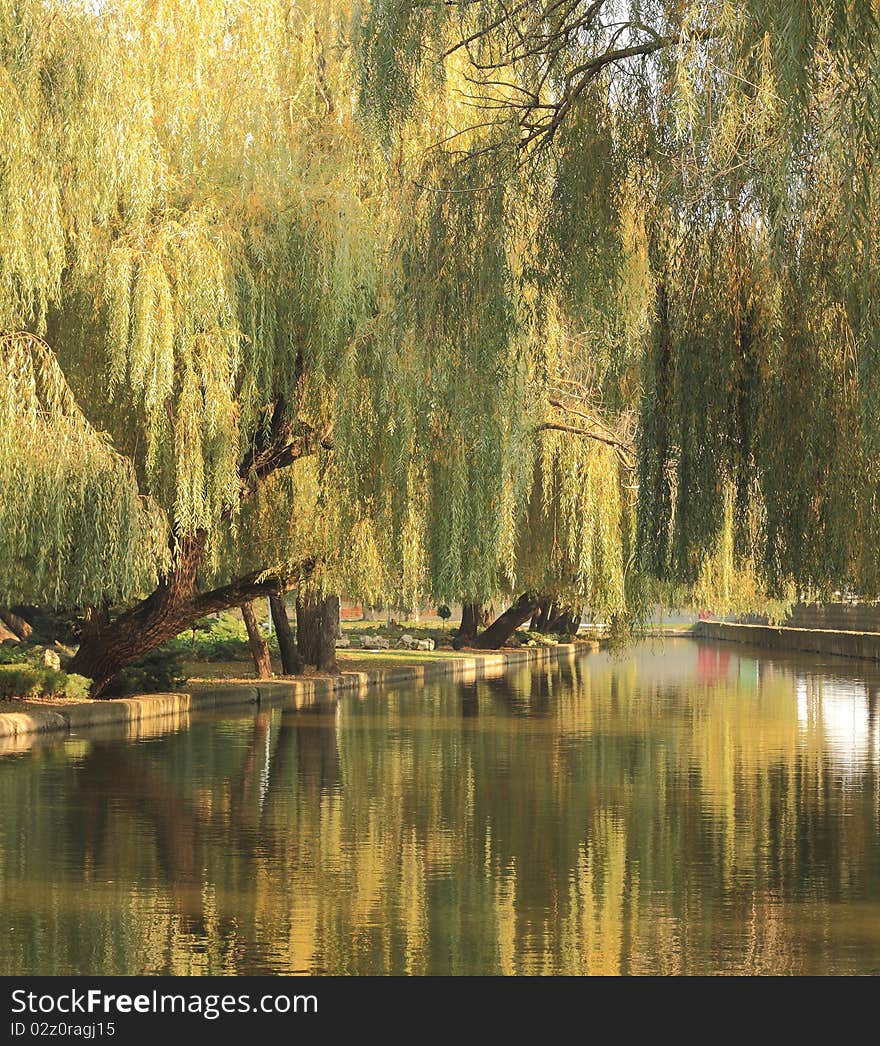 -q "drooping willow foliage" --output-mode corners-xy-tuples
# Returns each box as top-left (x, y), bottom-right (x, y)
(1, 0), (379, 605)
(3, 0), (880, 622)
(0, 333), (167, 606)
(357, 0), (880, 610)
